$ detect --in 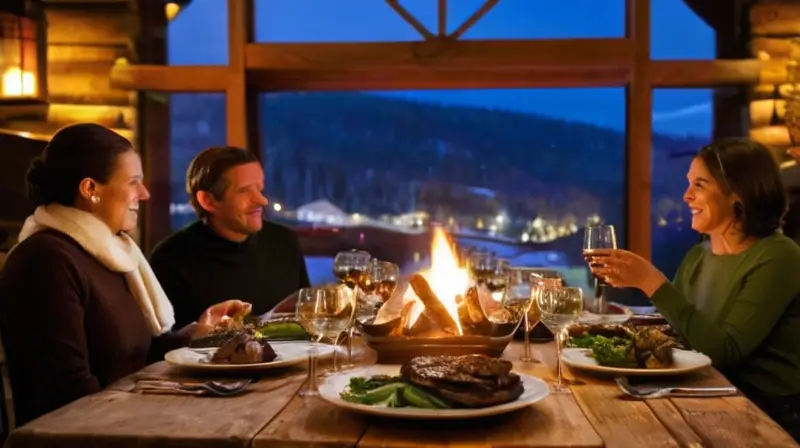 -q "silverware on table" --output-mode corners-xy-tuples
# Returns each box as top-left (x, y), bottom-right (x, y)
(616, 377), (738, 399)
(136, 379), (251, 397)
